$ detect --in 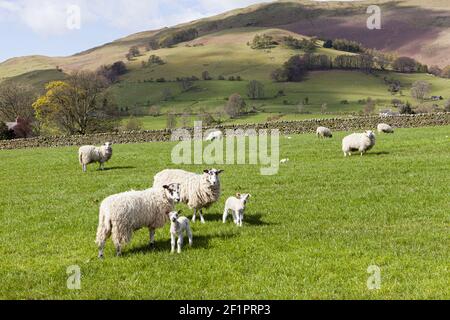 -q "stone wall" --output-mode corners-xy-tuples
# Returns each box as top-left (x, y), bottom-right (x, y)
(0, 113), (448, 150)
